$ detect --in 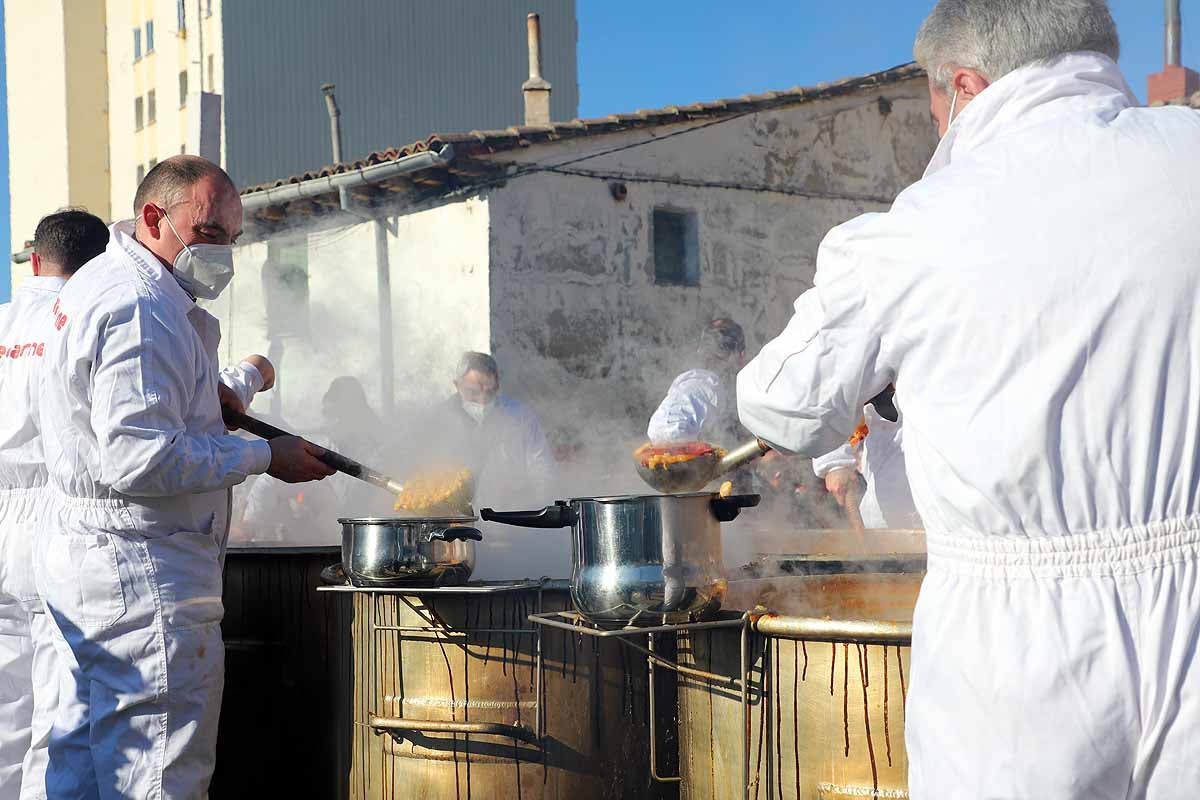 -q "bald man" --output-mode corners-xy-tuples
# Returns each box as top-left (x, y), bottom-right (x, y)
(34, 156), (334, 797)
